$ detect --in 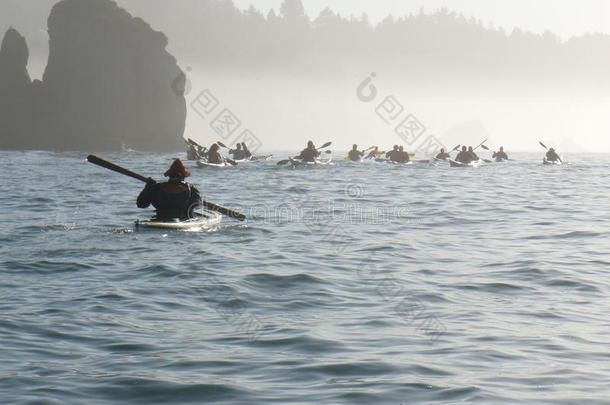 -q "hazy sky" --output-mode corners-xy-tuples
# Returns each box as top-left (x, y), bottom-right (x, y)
(234, 0), (610, 39)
